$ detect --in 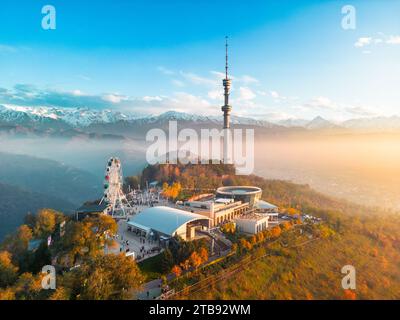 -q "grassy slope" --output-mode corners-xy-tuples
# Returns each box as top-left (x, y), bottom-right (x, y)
(190, 230), (400, 300)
